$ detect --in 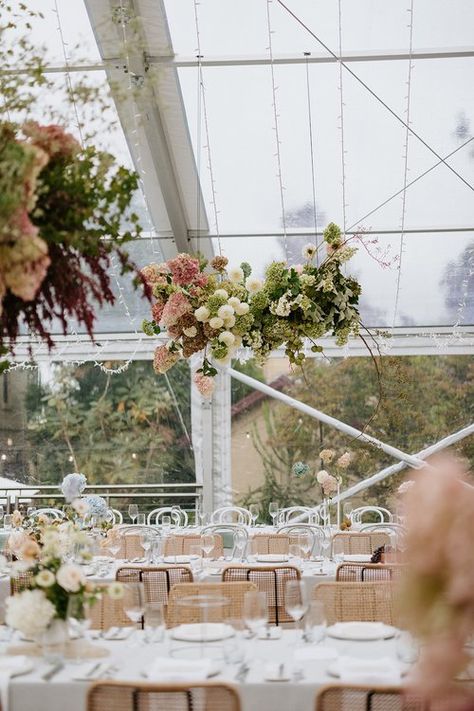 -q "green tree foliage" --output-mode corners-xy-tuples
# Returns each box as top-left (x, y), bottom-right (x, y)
(238, 355), (474, 514)
(24, 361), (194, 485)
